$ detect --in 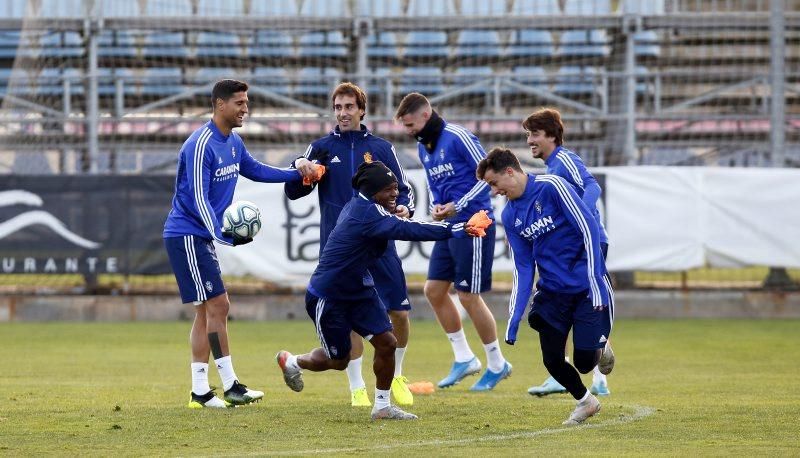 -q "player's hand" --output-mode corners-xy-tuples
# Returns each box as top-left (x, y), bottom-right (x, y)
(394, 204), (410, 218)
(302, 163), (326, 186)
(432, 203), (455, 221)
(466, 210), (492, 237)
(223, 231), (253, 246)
